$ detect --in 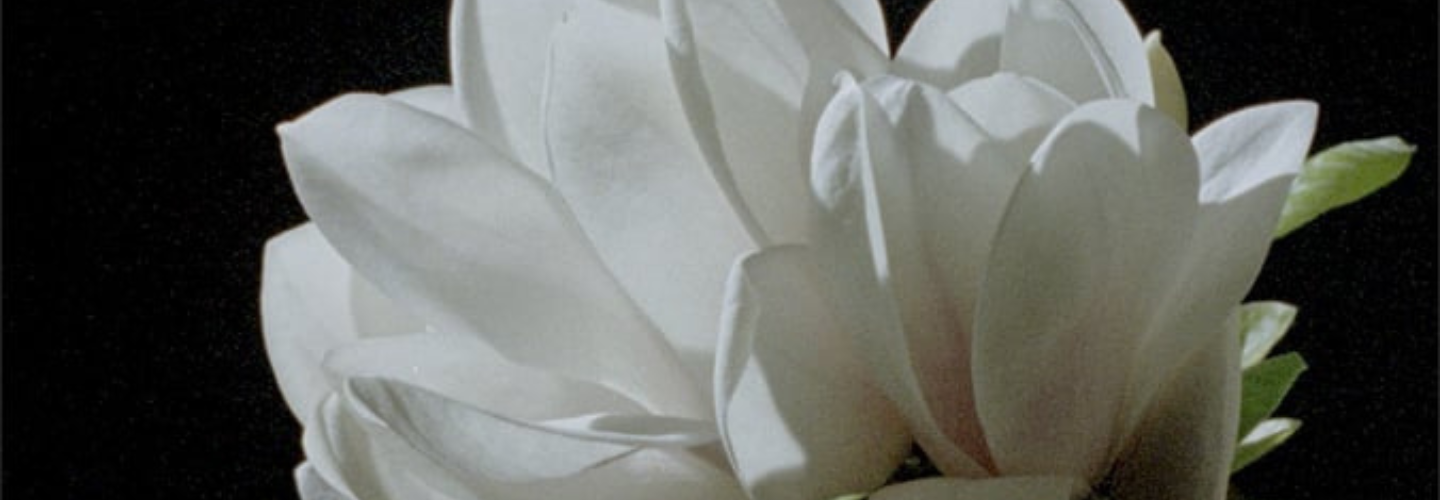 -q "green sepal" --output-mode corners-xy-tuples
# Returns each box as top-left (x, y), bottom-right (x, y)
(1274, 136), (1415, 238)
(1239, 353), (1307, 438)
(1239, 302), (1298, 370)
(1232, 417), (1302, 473)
